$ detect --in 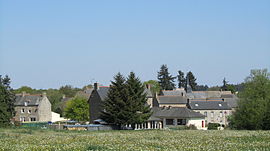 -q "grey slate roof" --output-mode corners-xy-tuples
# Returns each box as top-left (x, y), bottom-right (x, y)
(189, 101), (231, 110)
(161, 89), (186, 96)
(97, 87), (110, 101)
(151, 107), (204, 119)
(15, 95), (43, 106)
(187, 91), (222, 99)
(157, 96), (187, 104)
